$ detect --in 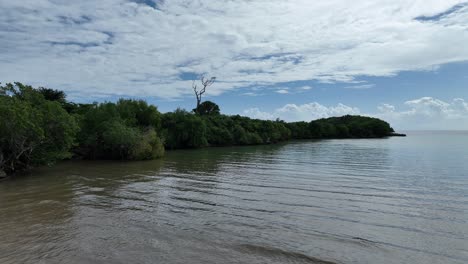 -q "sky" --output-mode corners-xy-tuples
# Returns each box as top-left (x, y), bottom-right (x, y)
(1, 0), (468, 130)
